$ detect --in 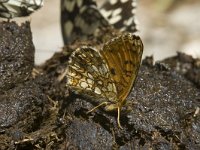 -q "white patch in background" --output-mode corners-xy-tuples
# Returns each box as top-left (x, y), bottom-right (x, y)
(132, 1), (137, 7)
(76, 0), (83, 8)
(33, 0), (44, 6)
(131, 8), (136, 14)
(110, 0), (118, 5)
(33, 24), (62, 65)
(182, 39), (200, 58)
(100, 8), (112, 18)
(123, 17), (133, 26)
(109, 15), (122, 24)
(167, 4), (200, 58)
(112, 8), (122, 17)
(31, 0), (63, 65)
(65, 0), (75, 12)
(121, 0), (129, 3)
(64, 21), (73, 36)
(35, 50), (56, 65)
